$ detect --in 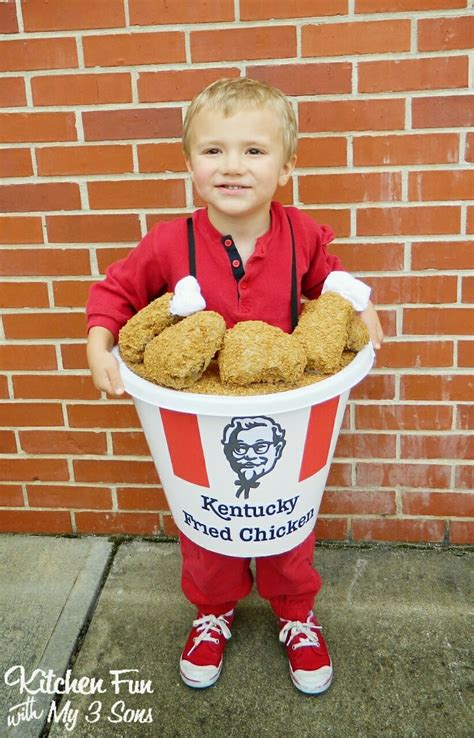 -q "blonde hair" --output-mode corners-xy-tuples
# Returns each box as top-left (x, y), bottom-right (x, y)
(183, 77), (297, 162)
